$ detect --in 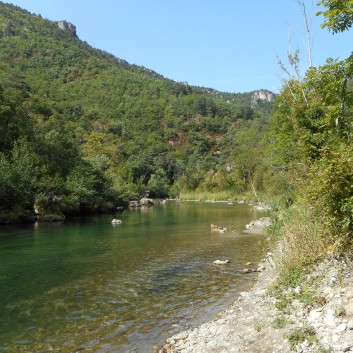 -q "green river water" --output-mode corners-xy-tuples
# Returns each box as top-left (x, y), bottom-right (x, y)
(0, 201), (266, 353)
